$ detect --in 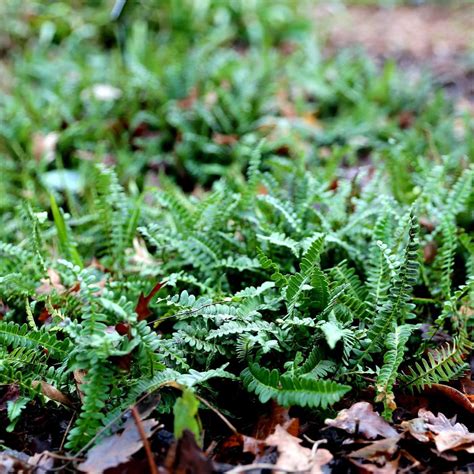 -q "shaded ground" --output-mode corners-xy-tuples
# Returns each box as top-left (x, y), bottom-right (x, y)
(316, 3), (474, 99)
